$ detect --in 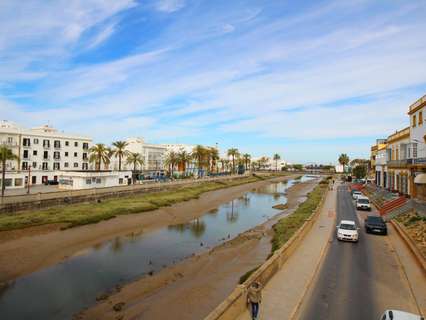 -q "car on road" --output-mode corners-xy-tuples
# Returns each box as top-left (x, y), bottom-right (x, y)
(352, 190), (363, 200)
(356, 196), (371, 211)
(380, 309), (424, 320)
(336, 220), (359, 242)
(365, 215), (387, 235)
